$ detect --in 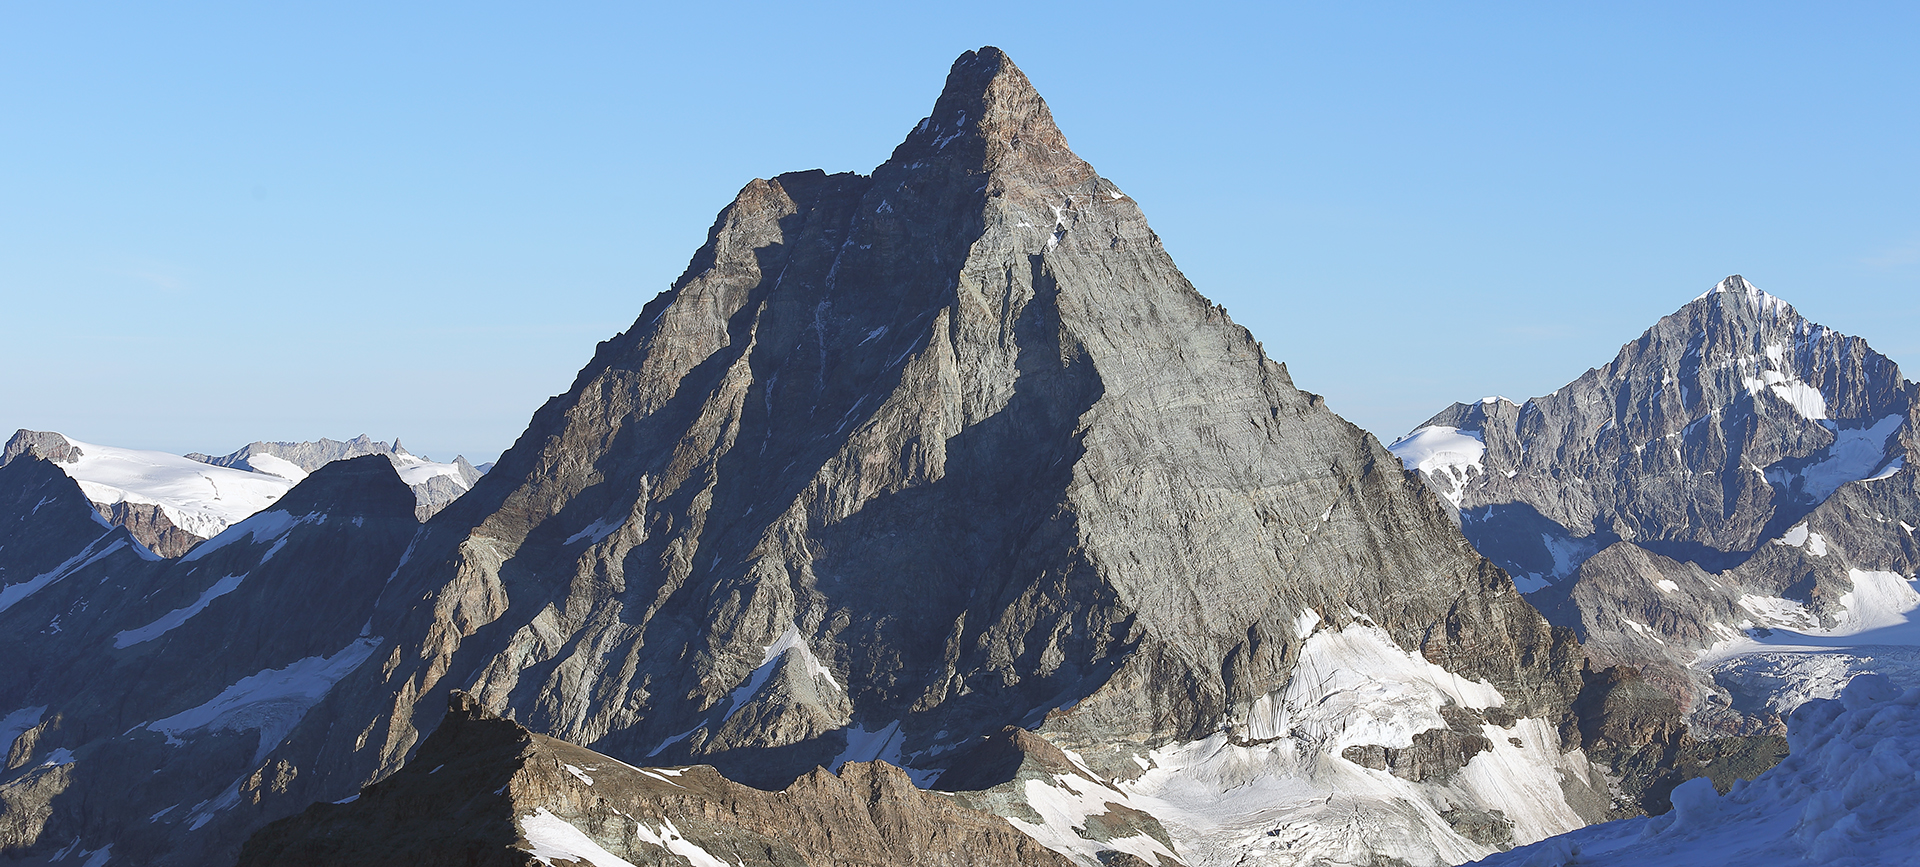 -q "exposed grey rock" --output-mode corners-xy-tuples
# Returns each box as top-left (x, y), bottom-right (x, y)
(91, 500), (201, 558)
(0, 431), (82, 466)
(3, 47), (1674, 867)
(188, 434), (399, 473)
(1394, 276), (1920, 733)
(240, 692), (1082, 867)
